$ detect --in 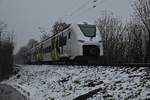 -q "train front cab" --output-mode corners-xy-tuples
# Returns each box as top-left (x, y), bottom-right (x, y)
(70, 24), (103, 63)
(74, 44), (103, 63)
